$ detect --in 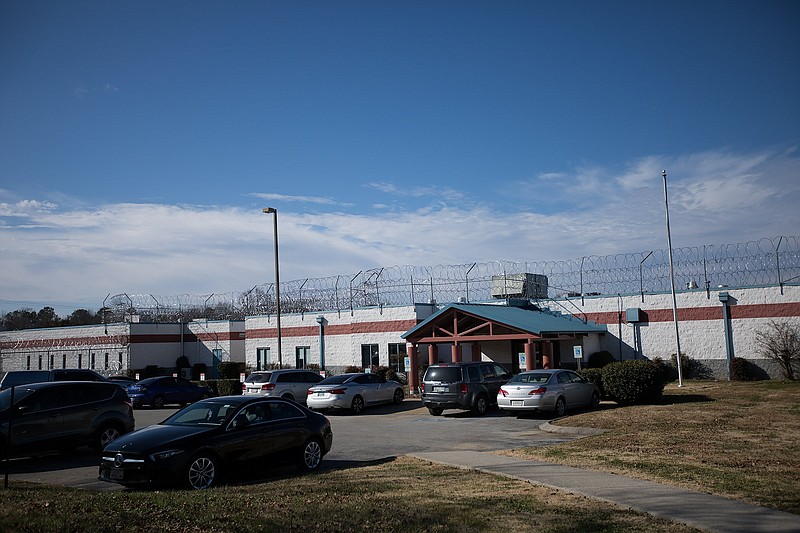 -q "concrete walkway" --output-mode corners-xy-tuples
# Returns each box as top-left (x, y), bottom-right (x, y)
(410, 426), (800, 533)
